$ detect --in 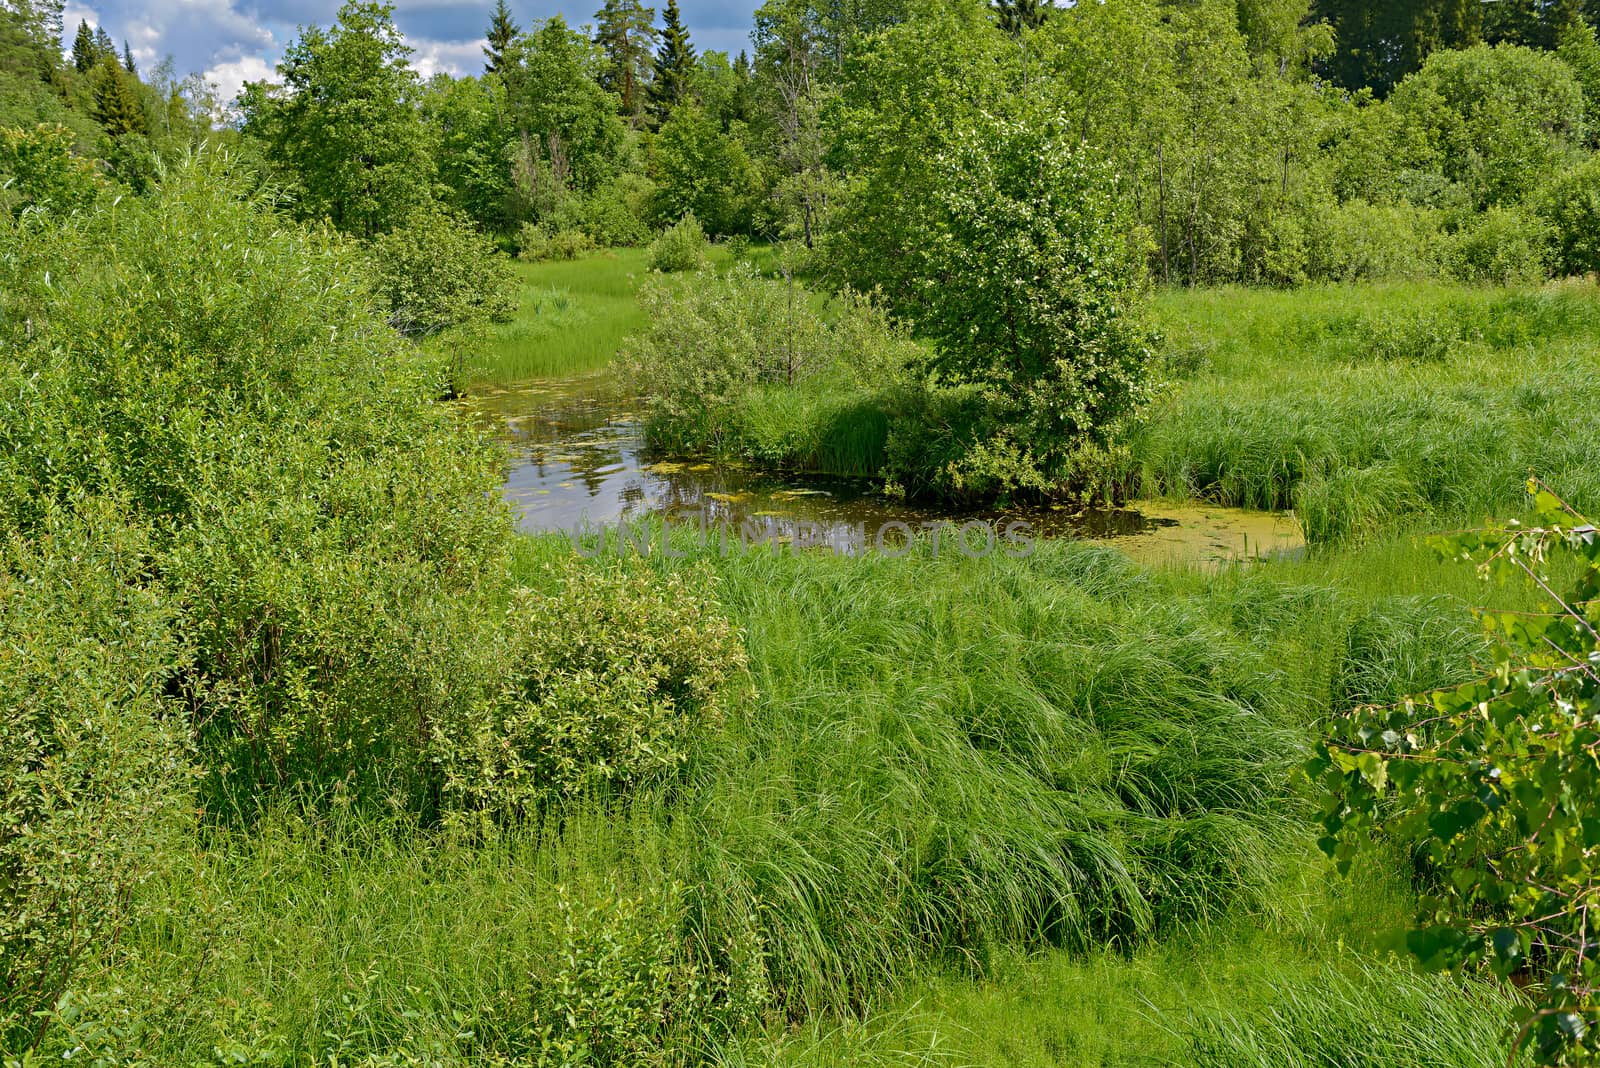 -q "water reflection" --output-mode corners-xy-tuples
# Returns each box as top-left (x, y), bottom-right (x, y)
(464, 373), (1306, 570)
